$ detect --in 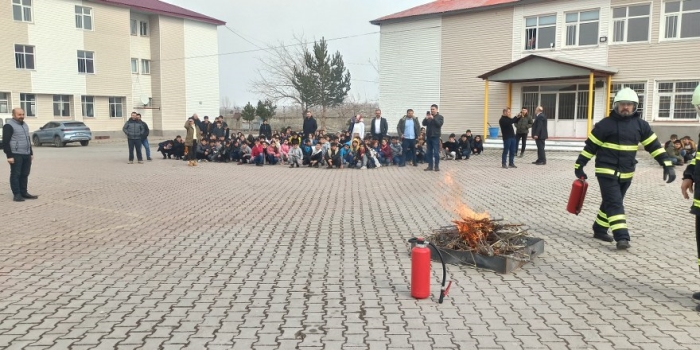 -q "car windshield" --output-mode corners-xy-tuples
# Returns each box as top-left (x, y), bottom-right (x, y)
(64, 122), (87, 128)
